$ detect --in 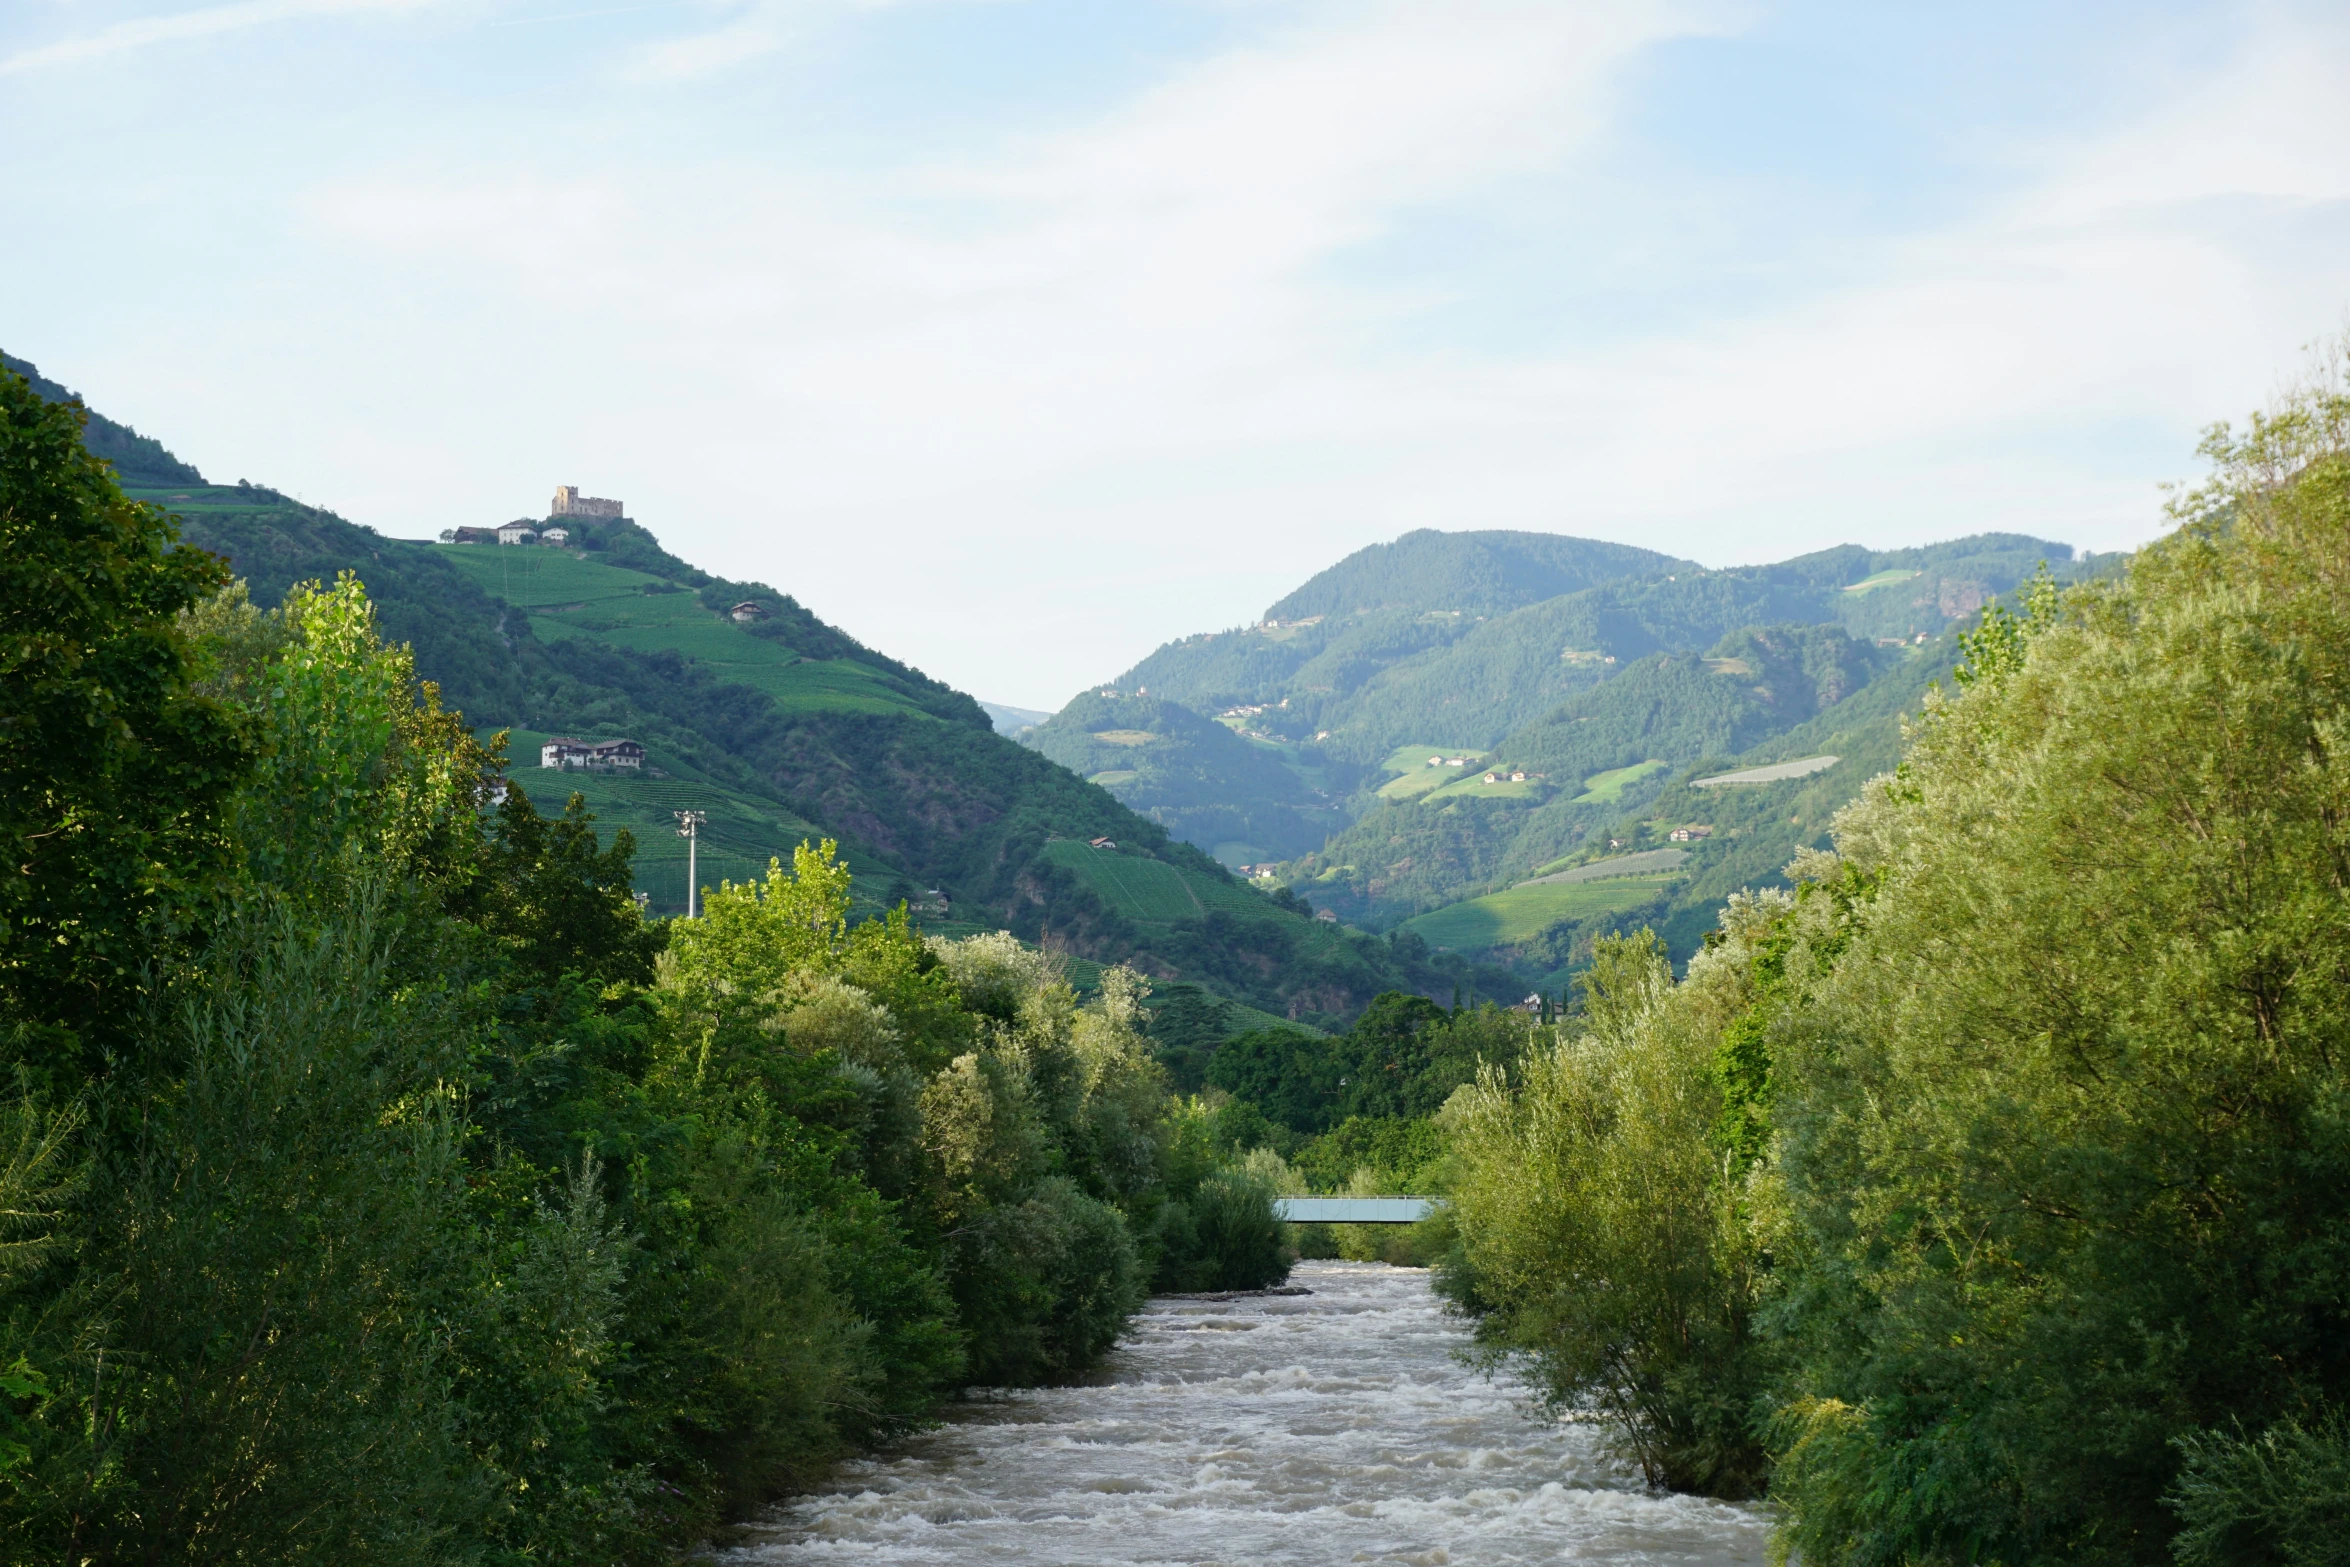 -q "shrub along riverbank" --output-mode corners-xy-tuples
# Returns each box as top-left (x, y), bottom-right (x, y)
(0, 367), (1285, 1563)
(1434, 369), (2350, 1561)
